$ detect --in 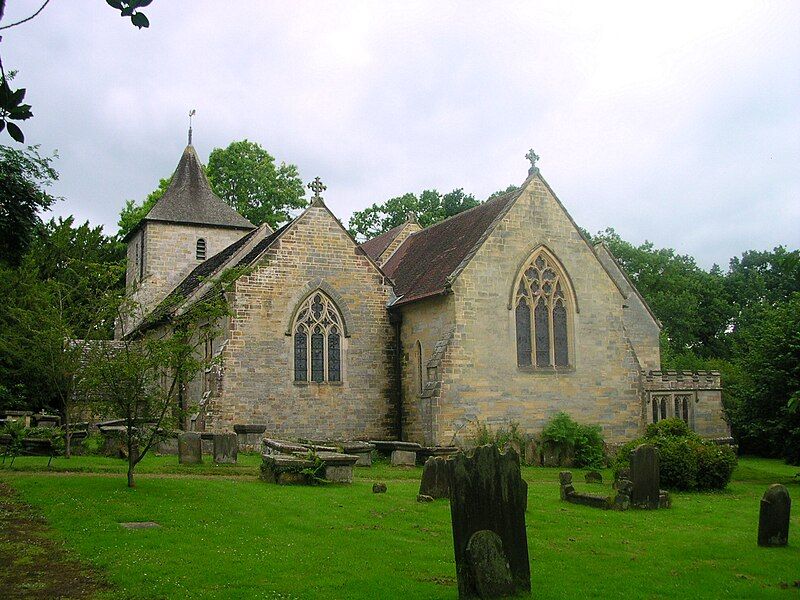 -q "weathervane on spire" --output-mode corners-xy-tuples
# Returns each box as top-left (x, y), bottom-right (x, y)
(308, 176), (327, 205)
(526, 148), (540, 175)
(188, 109), (196, 145)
